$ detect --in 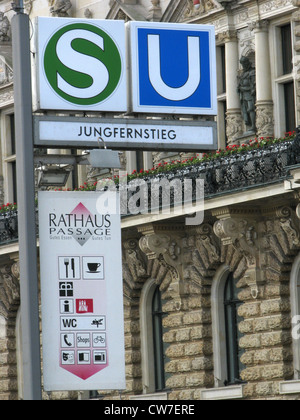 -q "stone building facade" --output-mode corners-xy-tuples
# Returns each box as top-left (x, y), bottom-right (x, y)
(1, 0), (300, 401)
